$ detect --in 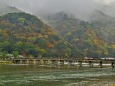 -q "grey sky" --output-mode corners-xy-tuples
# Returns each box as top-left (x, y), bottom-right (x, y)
(0, 0), (115, 19)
